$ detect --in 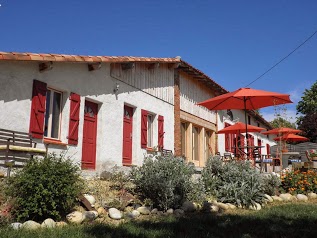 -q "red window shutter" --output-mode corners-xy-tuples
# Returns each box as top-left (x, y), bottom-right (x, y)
(68, 93), (81, 145)
(224, 123), (230, 152)
(29, 80), (47, 139)
(266, 144), (270, 155)
(141, 109), (148, 148)
(158, 115), (164, 149)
